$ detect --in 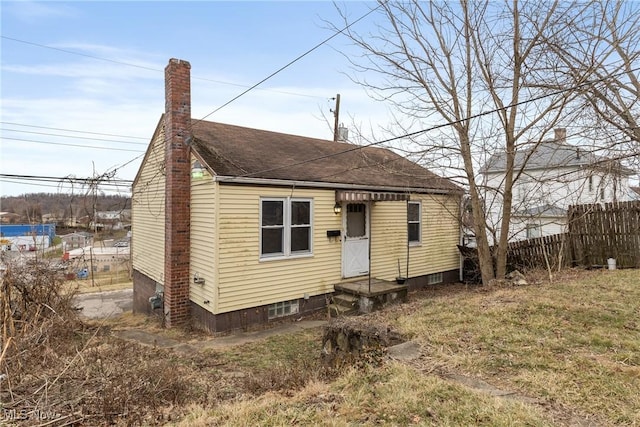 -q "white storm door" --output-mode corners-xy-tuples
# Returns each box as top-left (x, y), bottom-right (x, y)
(342, 203), (369, 278)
